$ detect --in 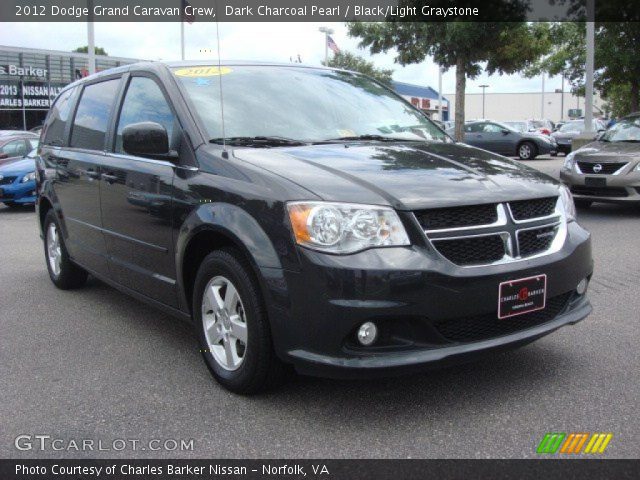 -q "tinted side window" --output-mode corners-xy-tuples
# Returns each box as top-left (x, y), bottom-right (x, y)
(70, 79), (120, 151)
(115, 77), (175, 153)
(1, 139), (27, 156)
(466, 123), (483, 133)
(483, 123), (503, 133)
(42, 87), (75, 146)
